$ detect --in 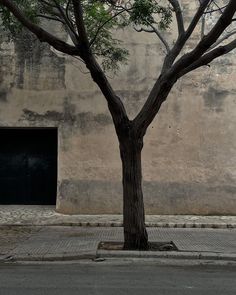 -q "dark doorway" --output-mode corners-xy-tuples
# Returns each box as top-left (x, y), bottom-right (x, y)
(0, 128), (57, 205)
